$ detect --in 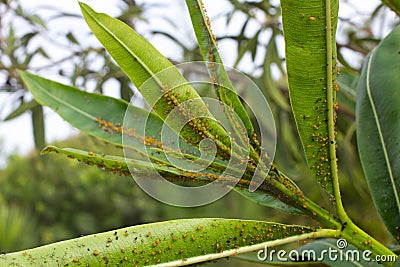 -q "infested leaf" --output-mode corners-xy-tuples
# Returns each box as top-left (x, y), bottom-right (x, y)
(18, 70), (173, 163)
(79, 2), (231, 155)
(186, 0), (273, 192)
(0, 218), (314, 266)
(281, 0), (339, 197)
